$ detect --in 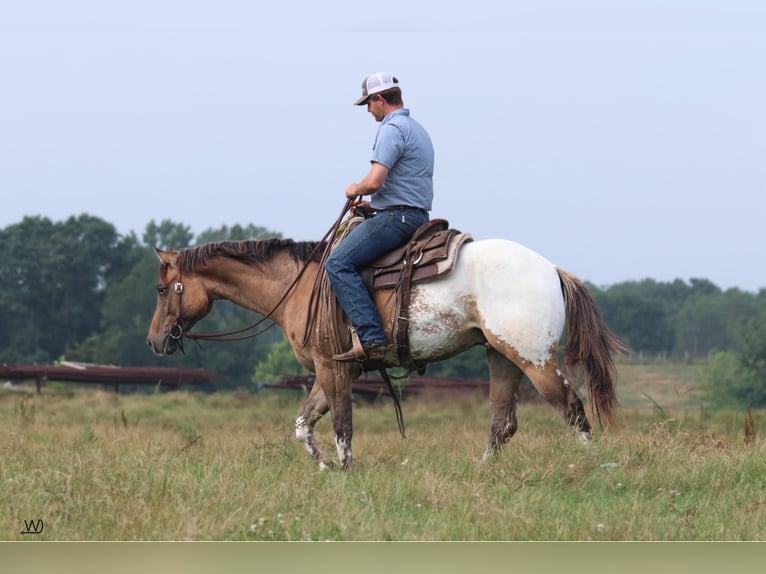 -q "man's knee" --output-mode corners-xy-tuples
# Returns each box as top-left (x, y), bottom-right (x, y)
(324, 255), (343, 276)
(324, 253), (350, 279)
